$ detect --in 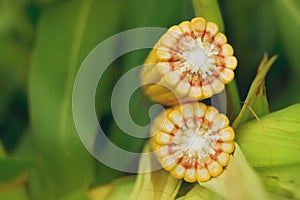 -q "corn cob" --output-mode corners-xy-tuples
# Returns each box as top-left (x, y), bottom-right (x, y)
(141, 17), (237, 106)
(150, 102), (235, 183)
